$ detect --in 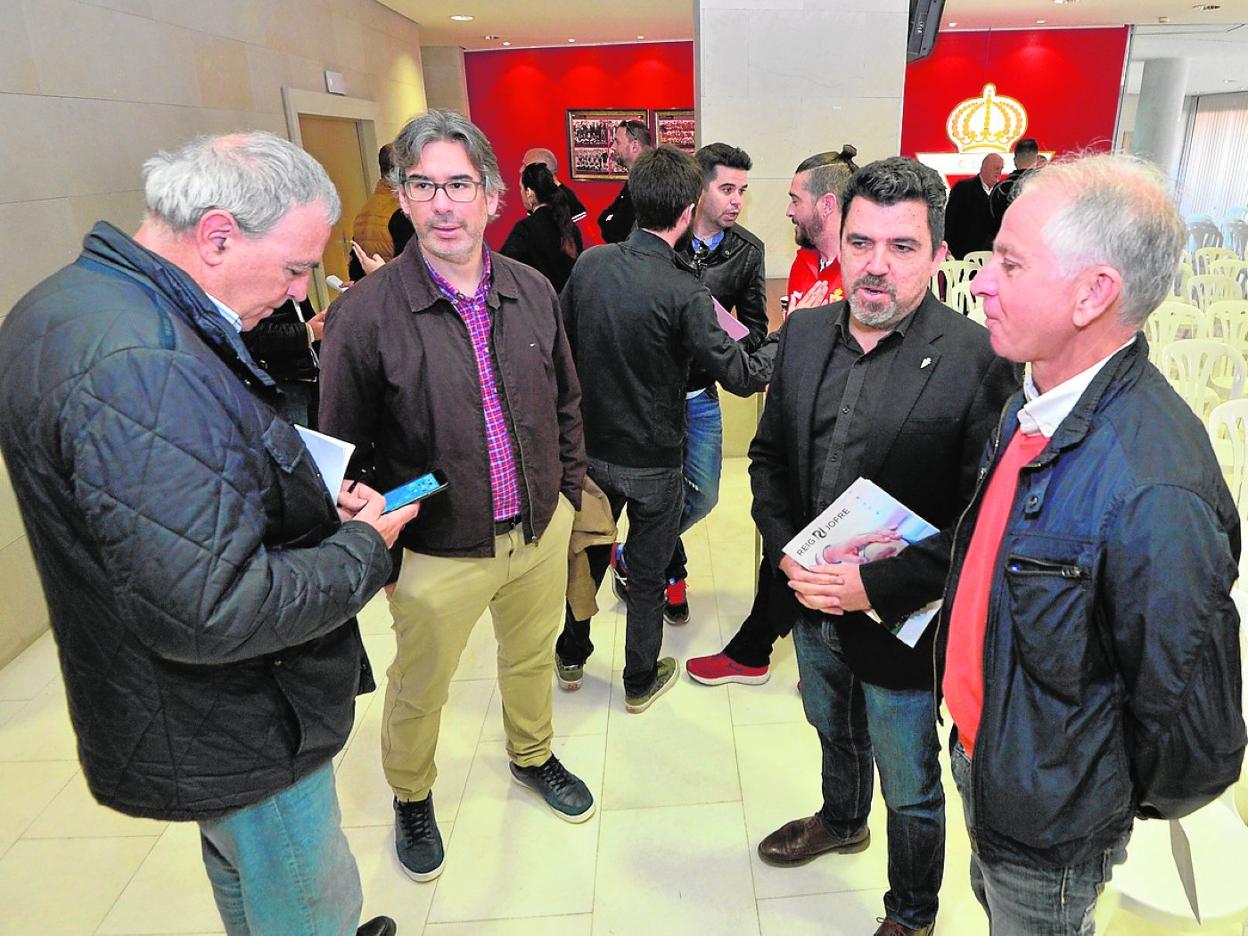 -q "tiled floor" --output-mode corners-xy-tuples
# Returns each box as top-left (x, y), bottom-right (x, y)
(0, 459), (1238, 935)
